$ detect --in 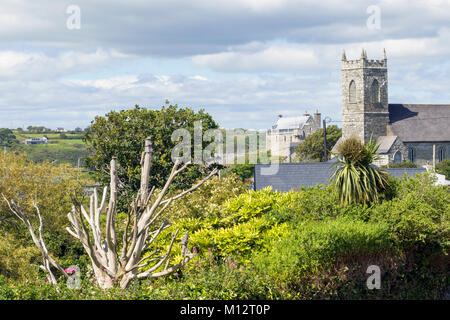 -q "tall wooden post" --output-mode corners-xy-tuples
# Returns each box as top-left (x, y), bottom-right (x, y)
(140, 137), (153, 204)
(433, 144), (436, 170)
(323, 119), (328, 162)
